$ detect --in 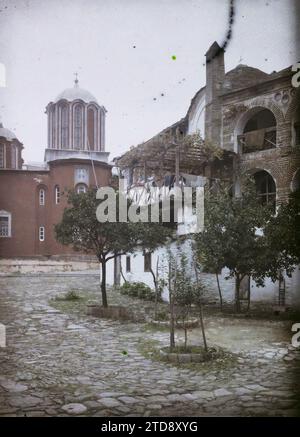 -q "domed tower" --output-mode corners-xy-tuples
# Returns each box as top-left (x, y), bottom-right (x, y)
(44, 76), (109, 163)
(0, 122), (23, 170)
